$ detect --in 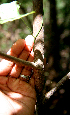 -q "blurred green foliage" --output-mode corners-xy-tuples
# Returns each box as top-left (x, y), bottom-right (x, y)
(0, 1), (35, 24)
(0, 0), (33, 52)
